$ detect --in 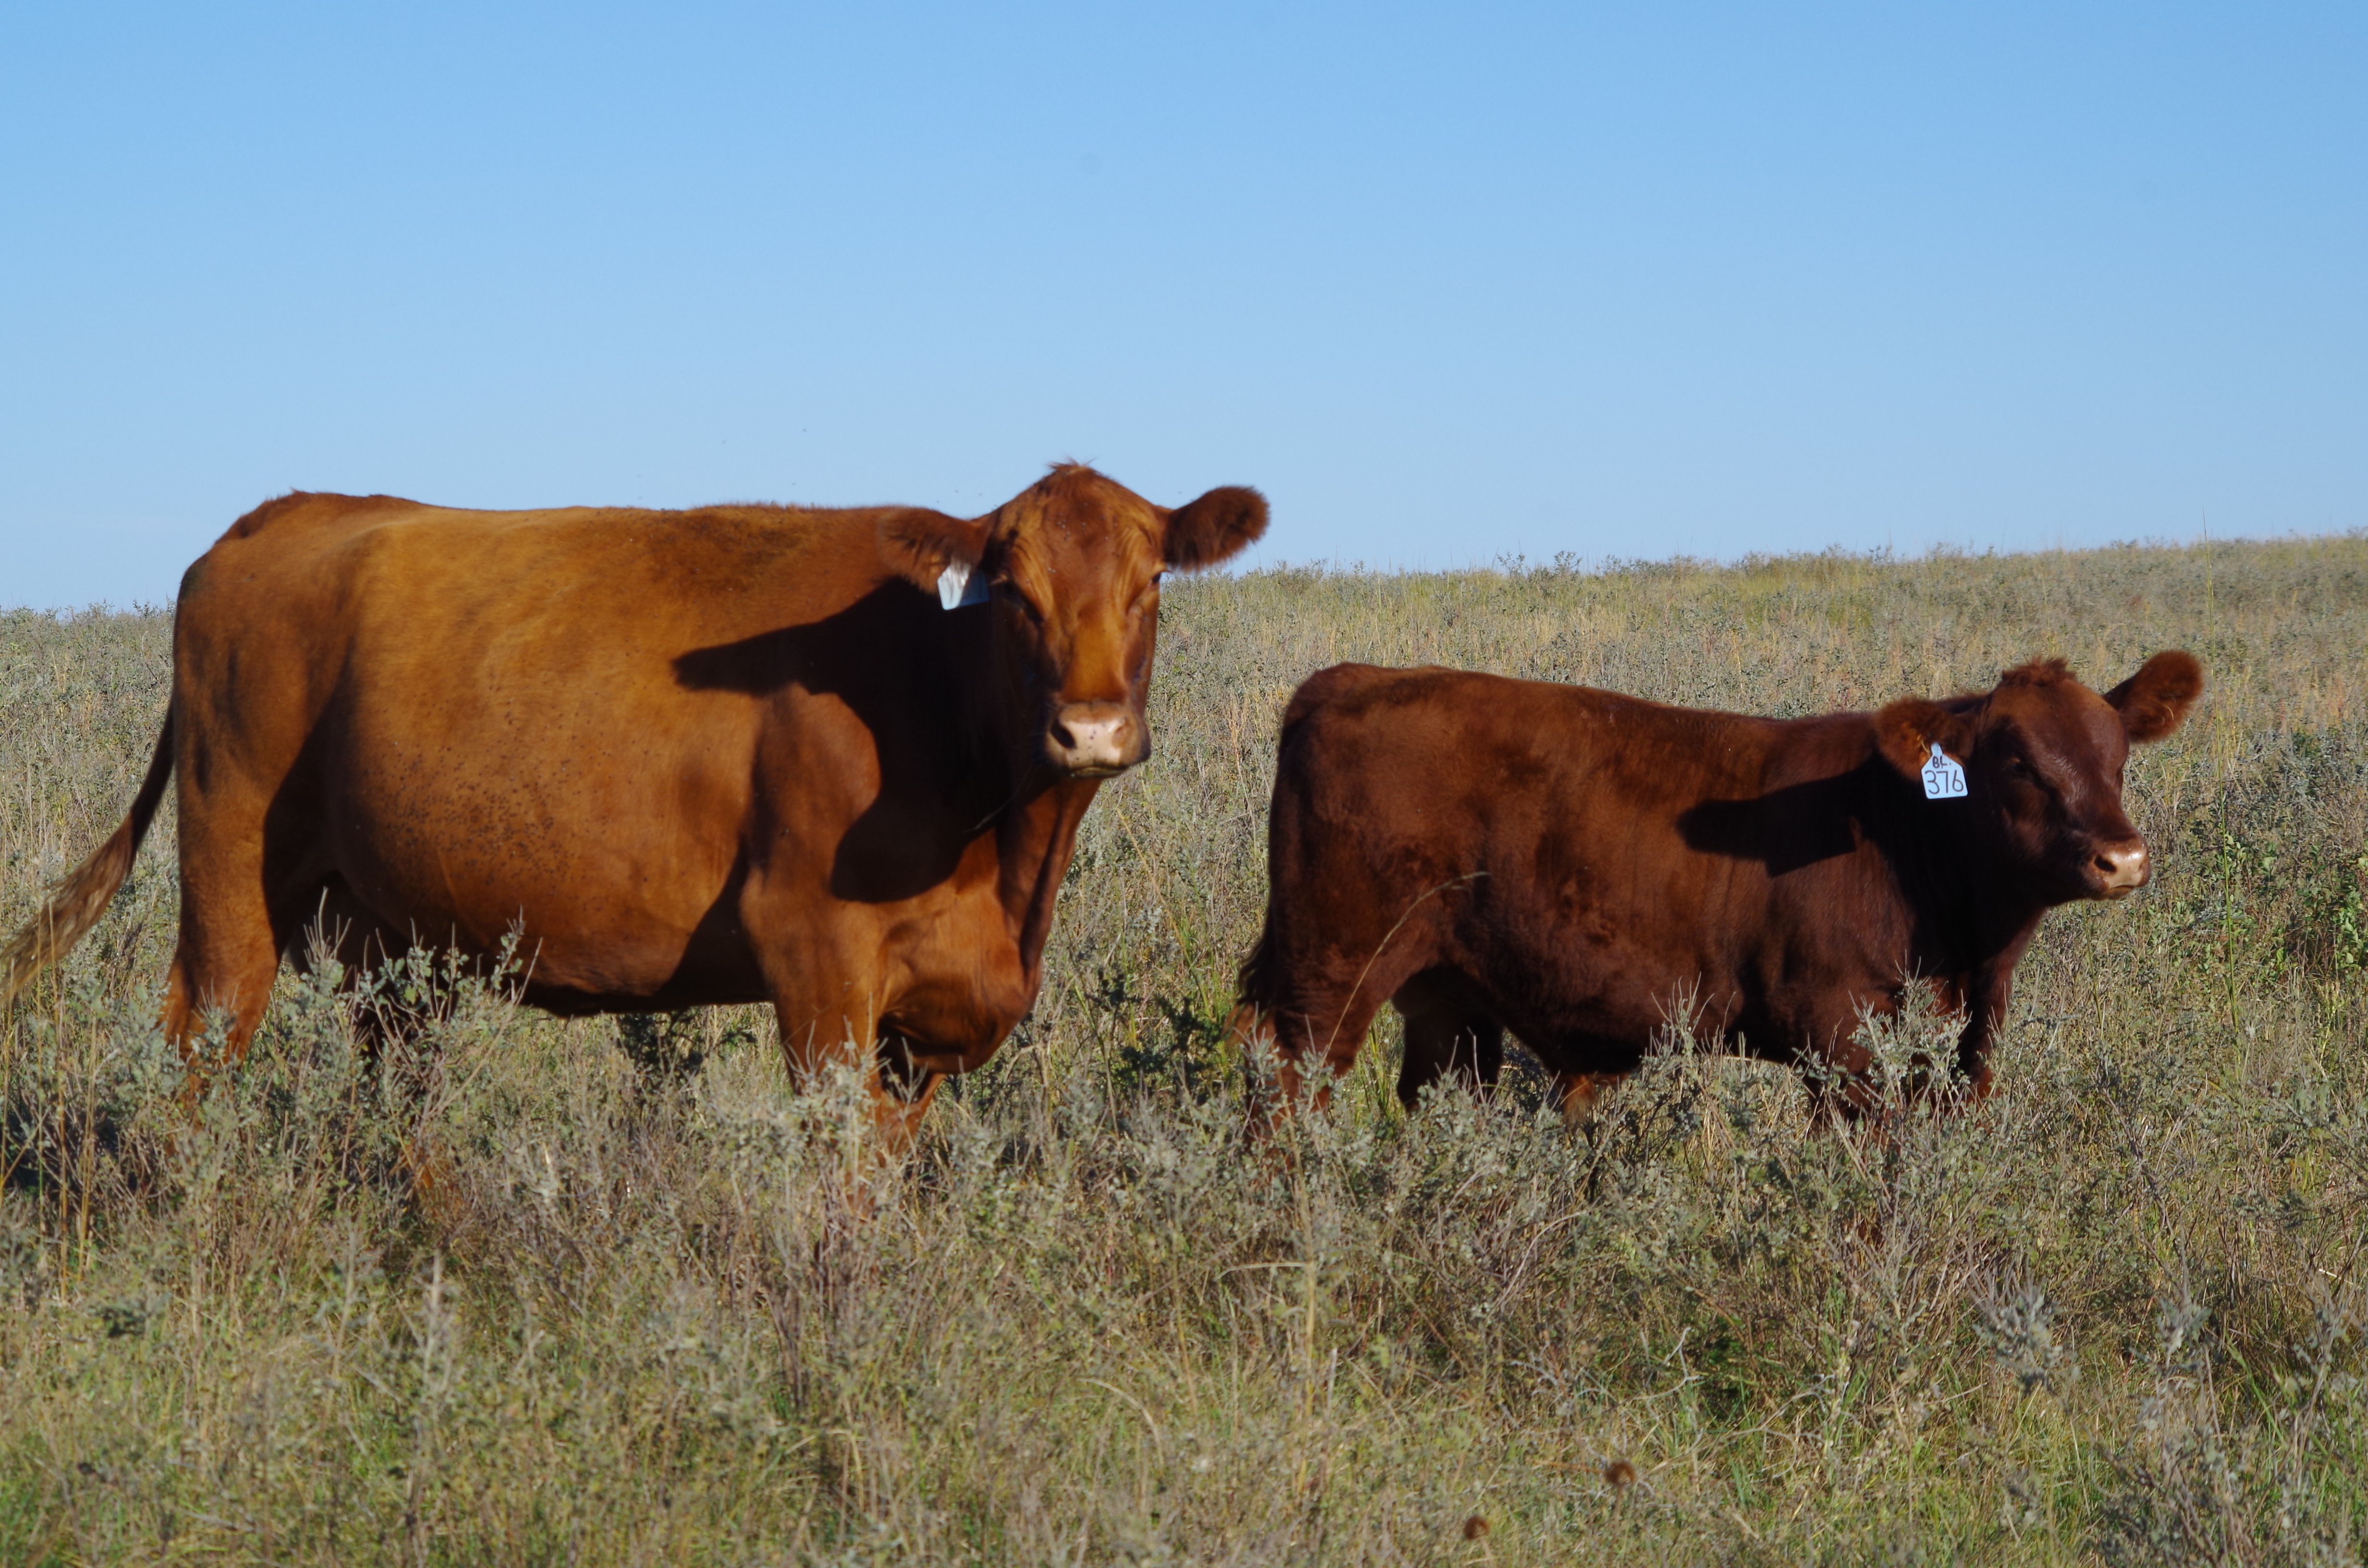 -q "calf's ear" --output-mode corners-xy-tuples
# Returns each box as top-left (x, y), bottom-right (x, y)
(1875, 697), (1973, 781)
(1162, 485), (1269, 571)
(878, 508), (992, 597)
(2104, 650), (2204, 743)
